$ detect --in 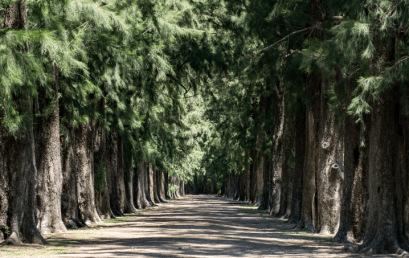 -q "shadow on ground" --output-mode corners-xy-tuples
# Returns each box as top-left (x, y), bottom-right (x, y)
(2, 195), (392, 257)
